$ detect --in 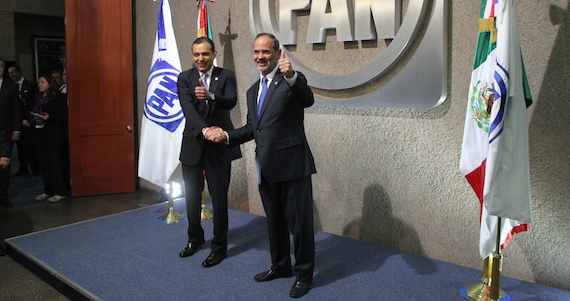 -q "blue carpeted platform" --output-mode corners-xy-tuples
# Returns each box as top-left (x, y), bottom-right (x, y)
(5, 202), (570, 300)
